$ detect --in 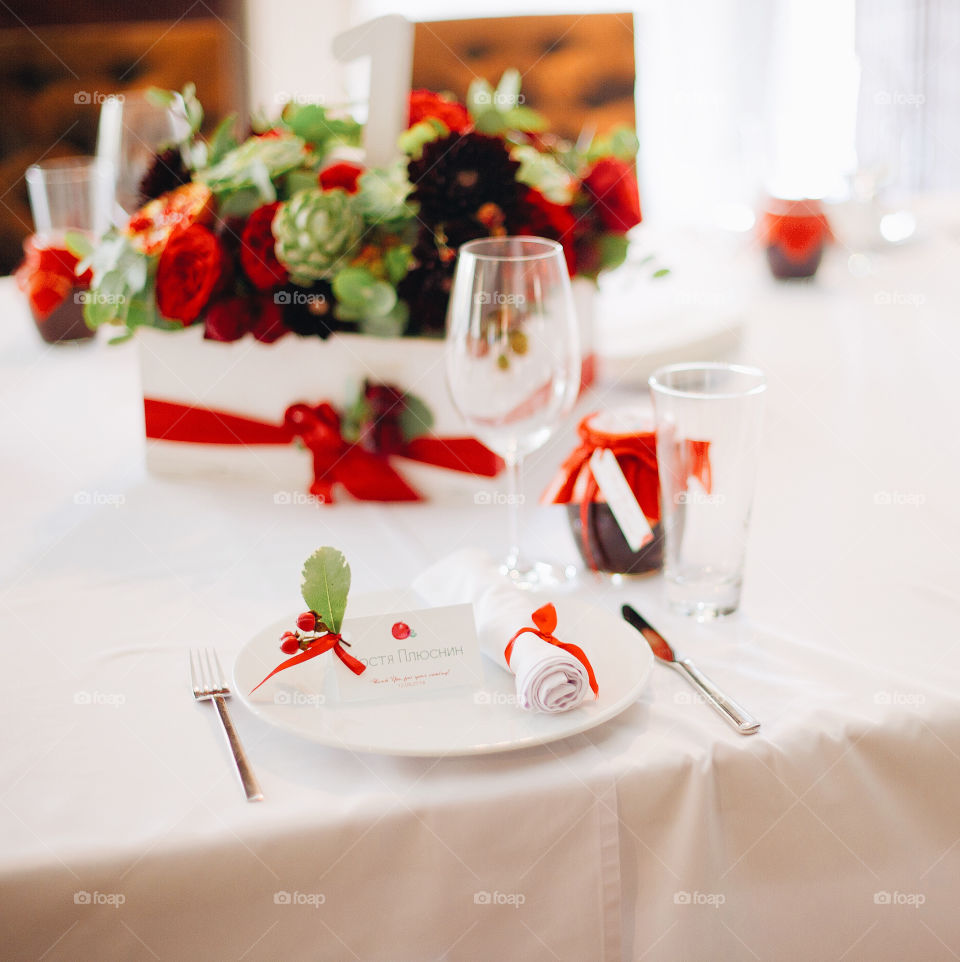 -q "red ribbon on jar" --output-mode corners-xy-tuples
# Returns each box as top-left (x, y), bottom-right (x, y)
(543, 410), (711, 573)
